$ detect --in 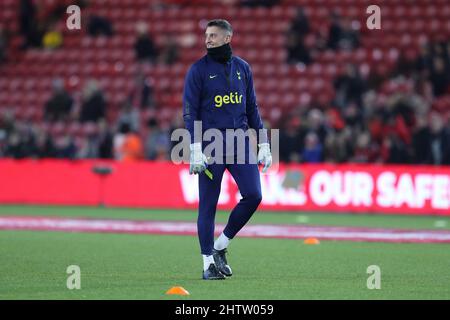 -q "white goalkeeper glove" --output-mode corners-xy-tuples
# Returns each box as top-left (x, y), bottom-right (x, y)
(189, 143), (208, 174)
(257, 143), (272, 173)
